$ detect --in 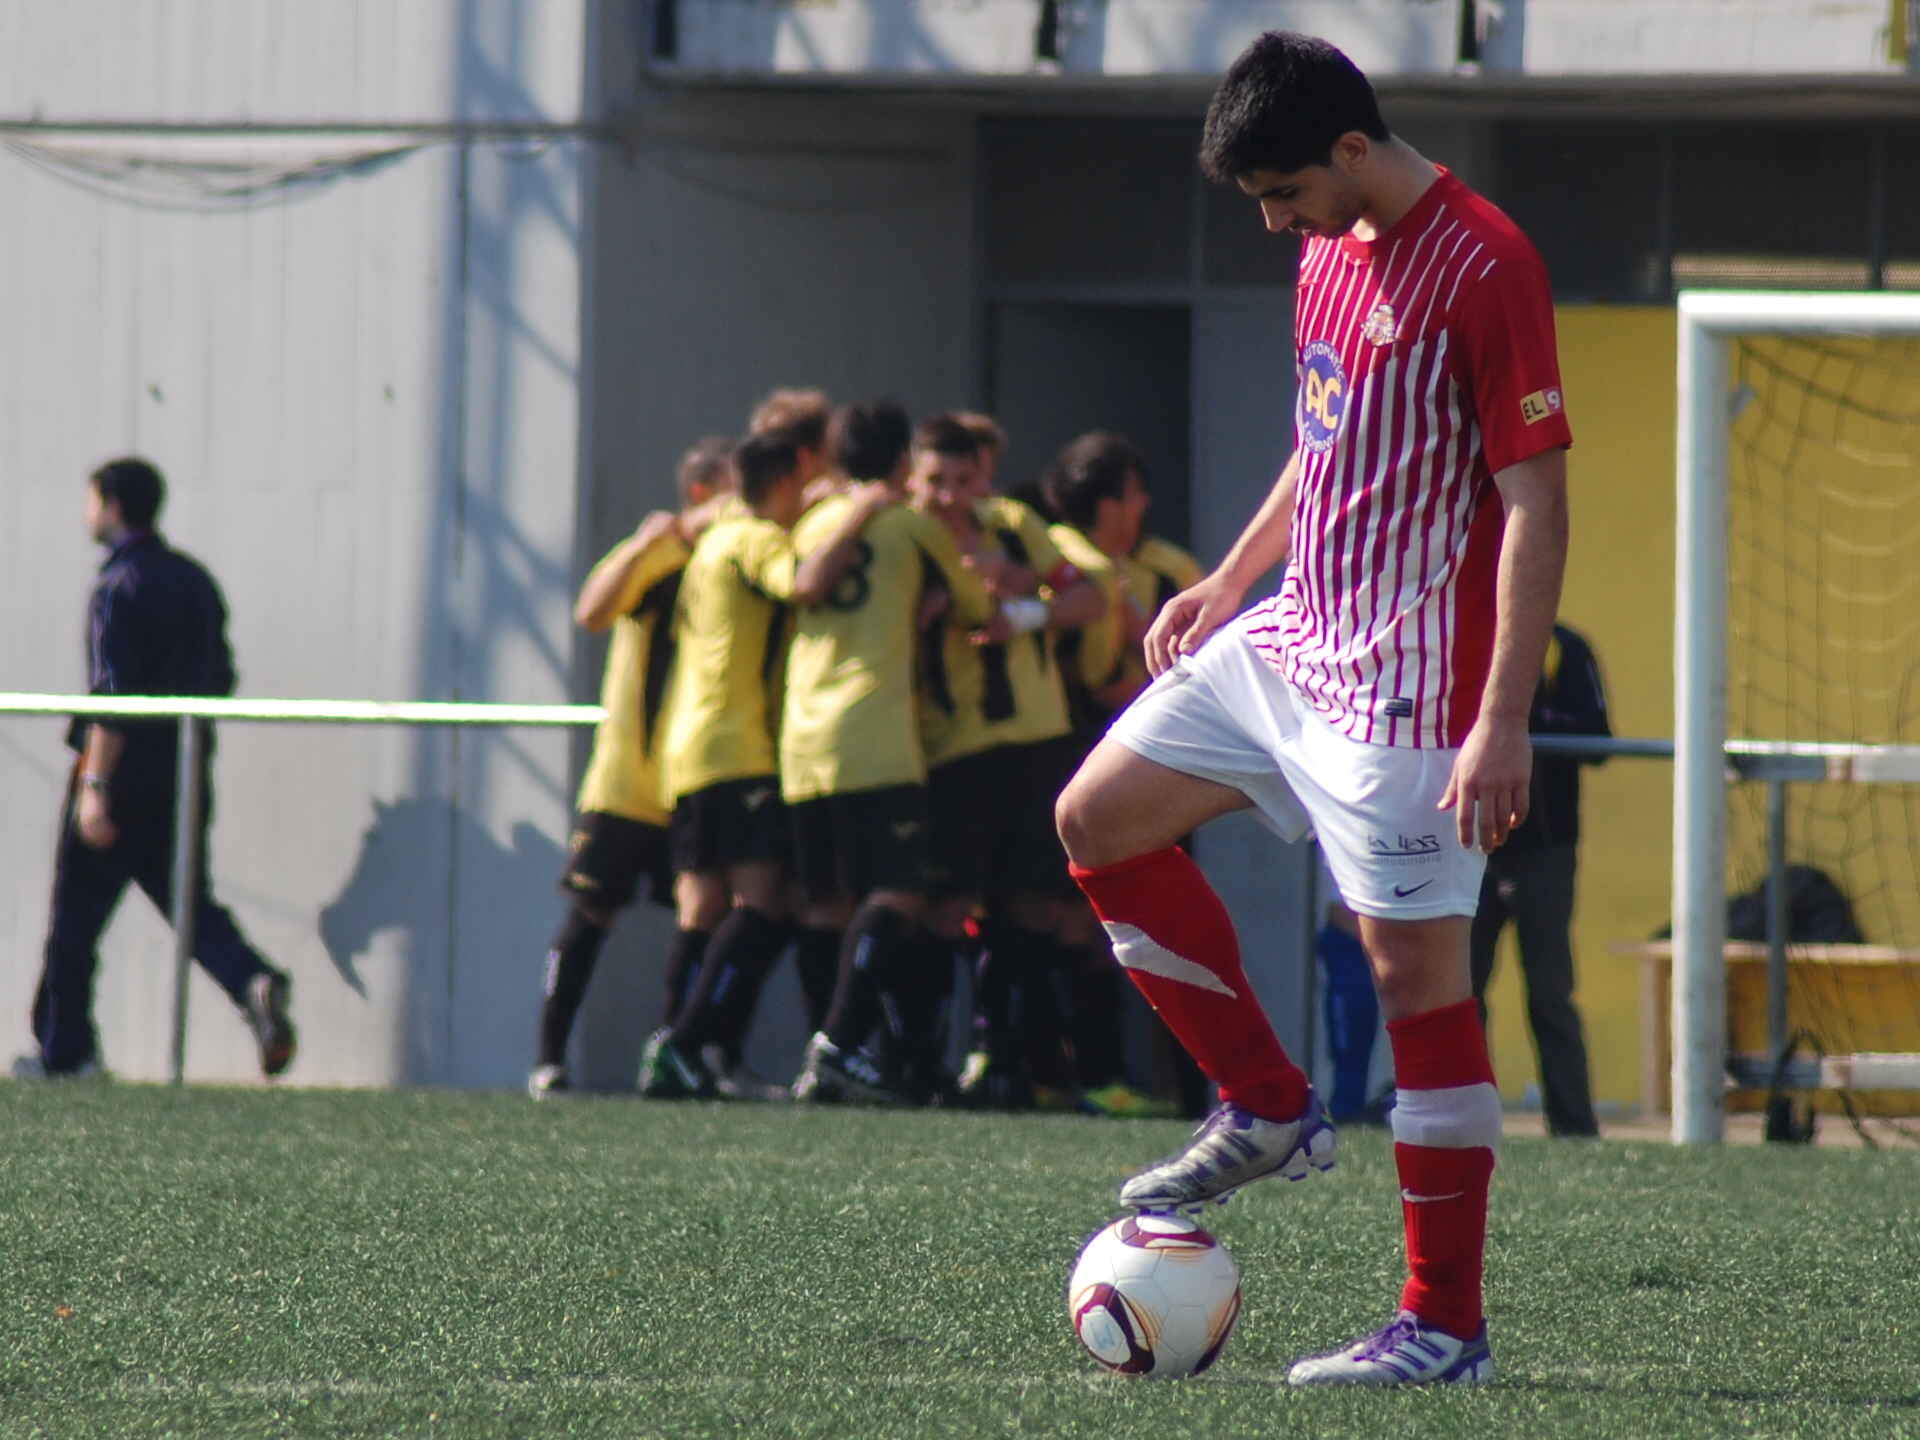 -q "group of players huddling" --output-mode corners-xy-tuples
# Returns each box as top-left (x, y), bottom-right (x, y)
(534, 395), (1204, 1118)
(544, 30), (1575, 1389)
